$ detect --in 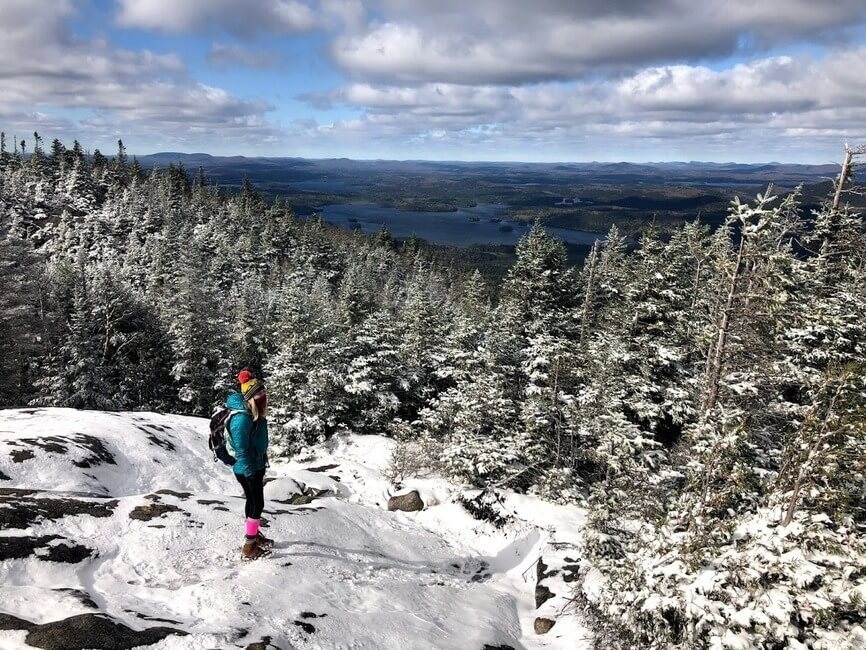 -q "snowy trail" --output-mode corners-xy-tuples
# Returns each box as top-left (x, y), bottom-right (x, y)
(0, 409), (590, 649)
